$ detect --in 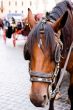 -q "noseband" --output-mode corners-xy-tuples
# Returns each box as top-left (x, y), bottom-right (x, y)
(29, 18), (63, 99)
